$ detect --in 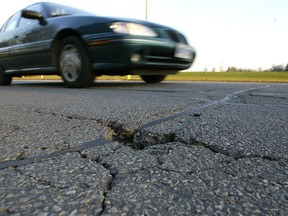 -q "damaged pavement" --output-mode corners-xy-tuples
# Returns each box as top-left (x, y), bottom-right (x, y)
(0, 81), (287, 215)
